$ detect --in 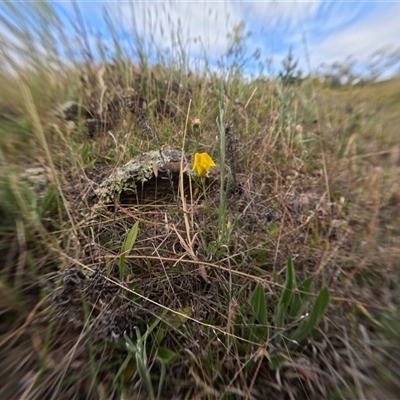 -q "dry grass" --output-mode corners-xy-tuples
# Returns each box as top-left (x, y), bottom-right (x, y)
(1, 6), (400, 399)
